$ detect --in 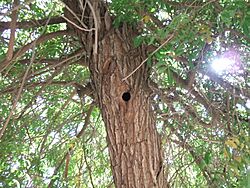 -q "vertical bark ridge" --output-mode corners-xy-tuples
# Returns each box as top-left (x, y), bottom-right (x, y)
(90, 25), (165, 188)
(62, 0), (165, 187)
